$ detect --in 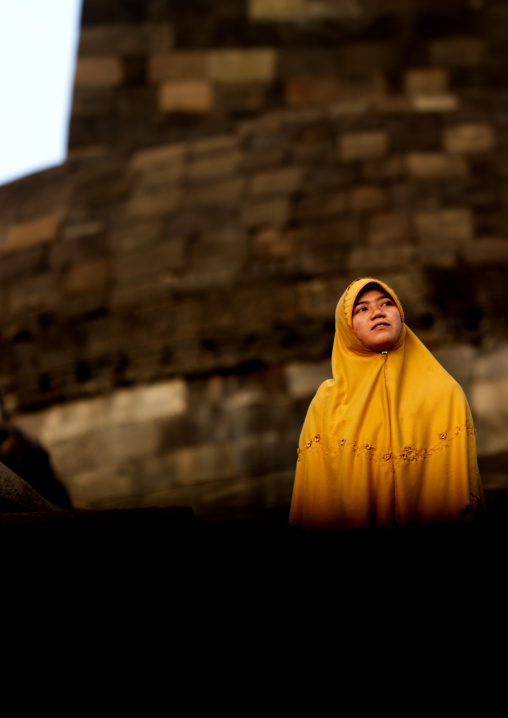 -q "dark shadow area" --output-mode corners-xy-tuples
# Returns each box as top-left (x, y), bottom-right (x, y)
(2, 494), (506, 591)
(2, 494), (504, 669)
